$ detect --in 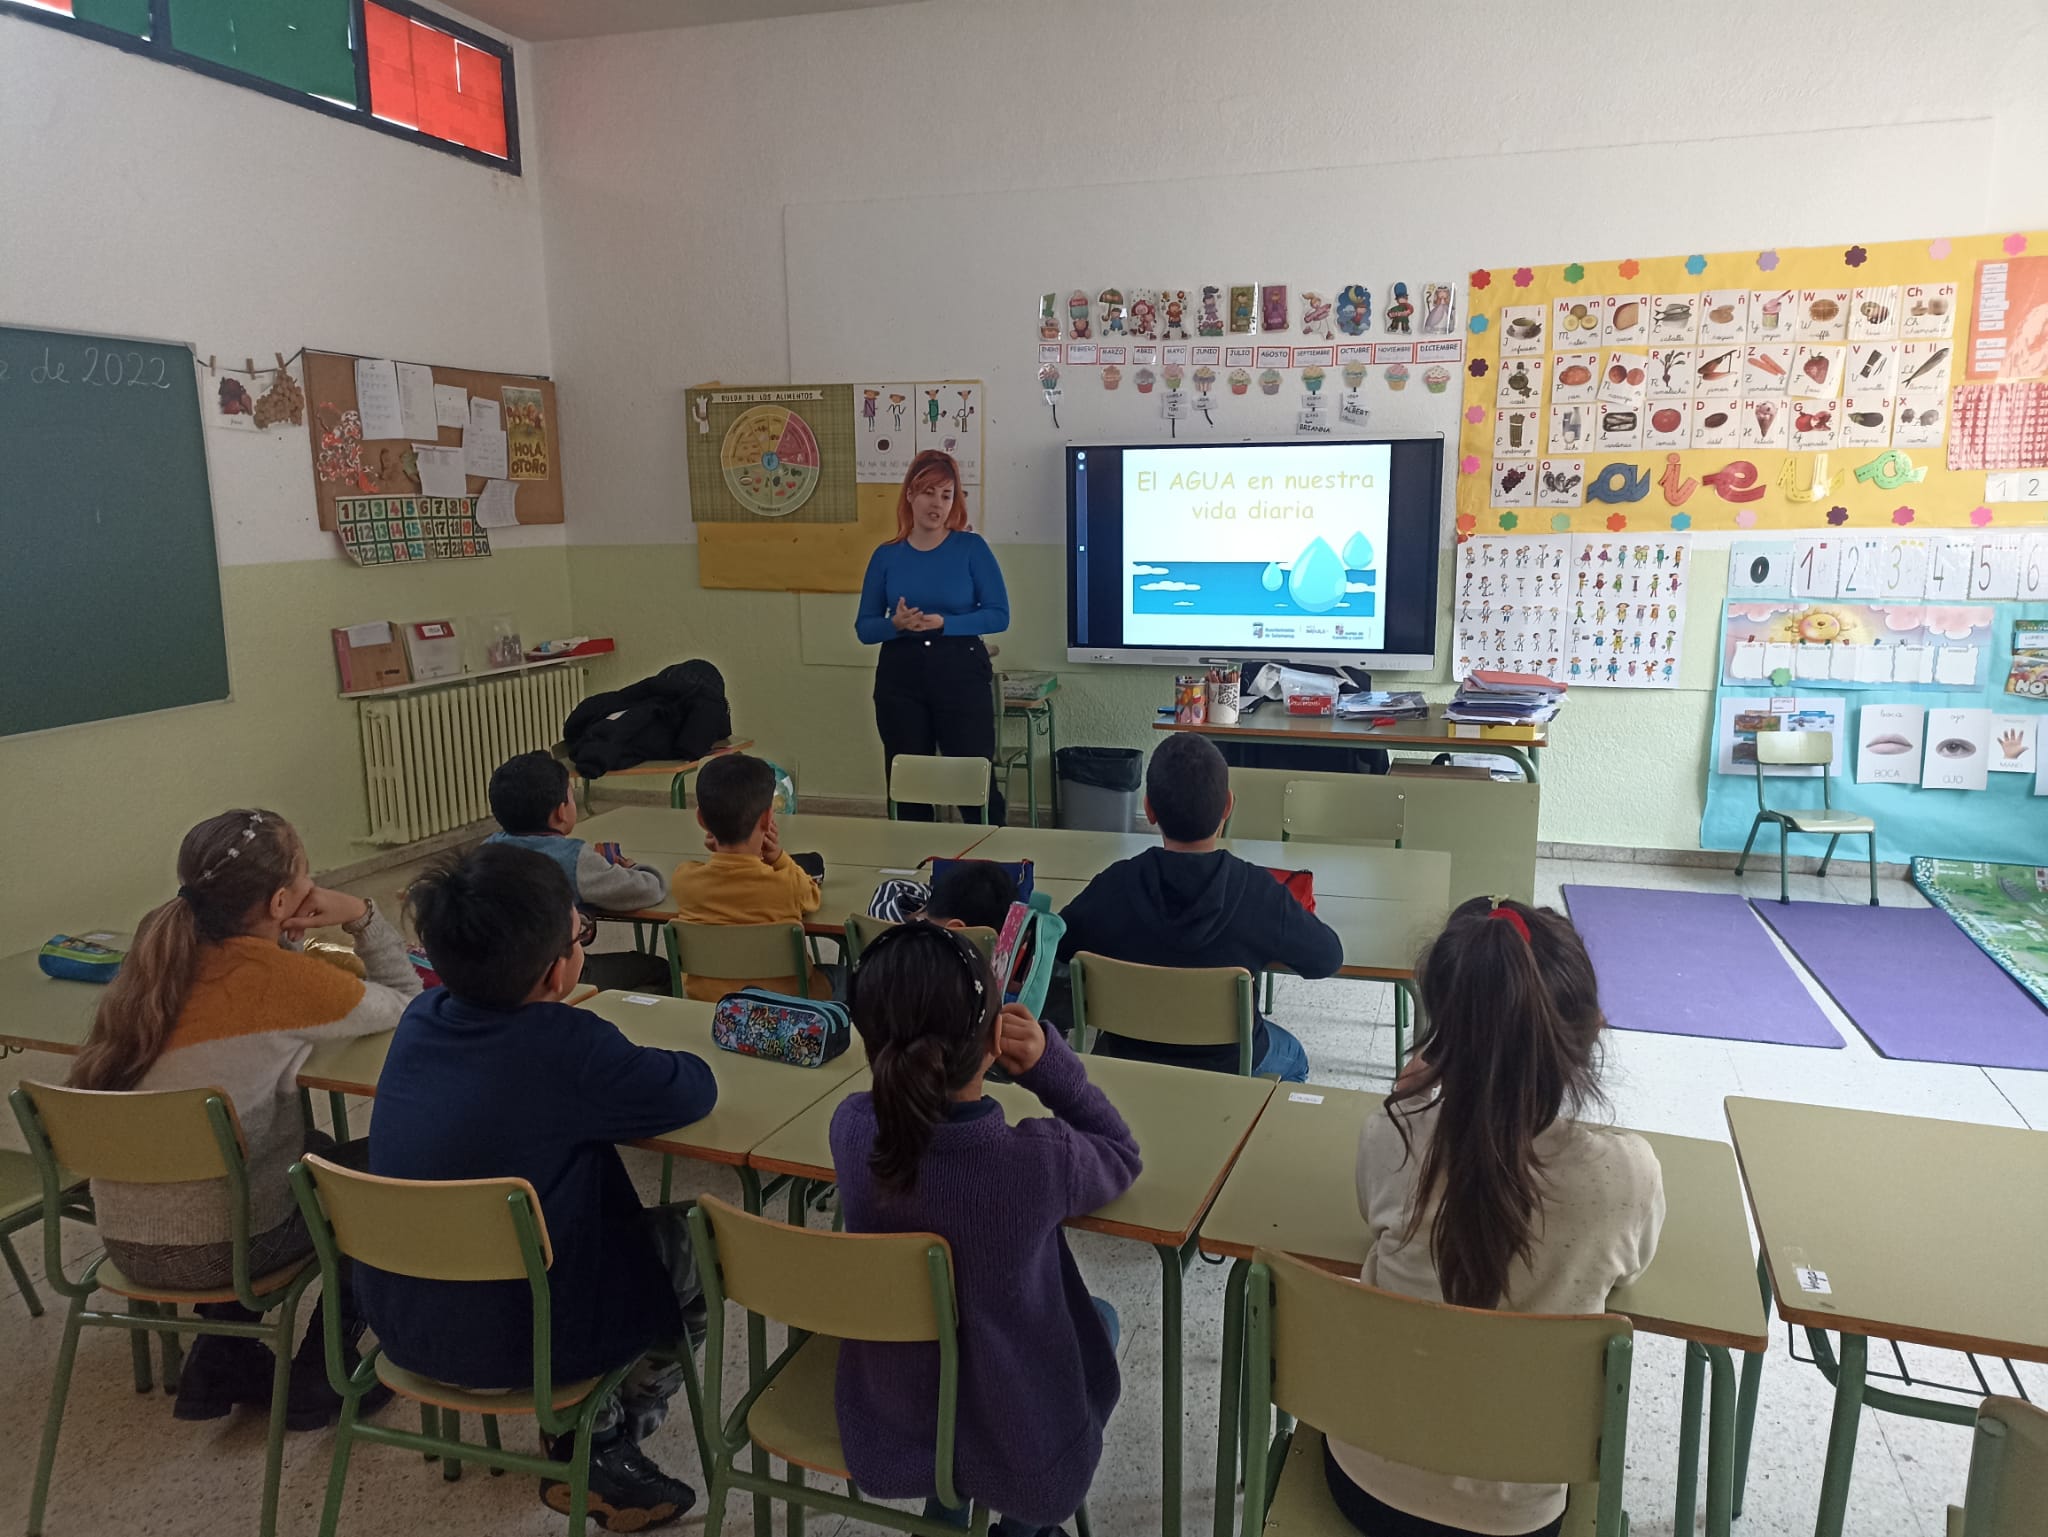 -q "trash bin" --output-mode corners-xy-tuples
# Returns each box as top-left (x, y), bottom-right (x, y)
(1057, 746), (1144, 831)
